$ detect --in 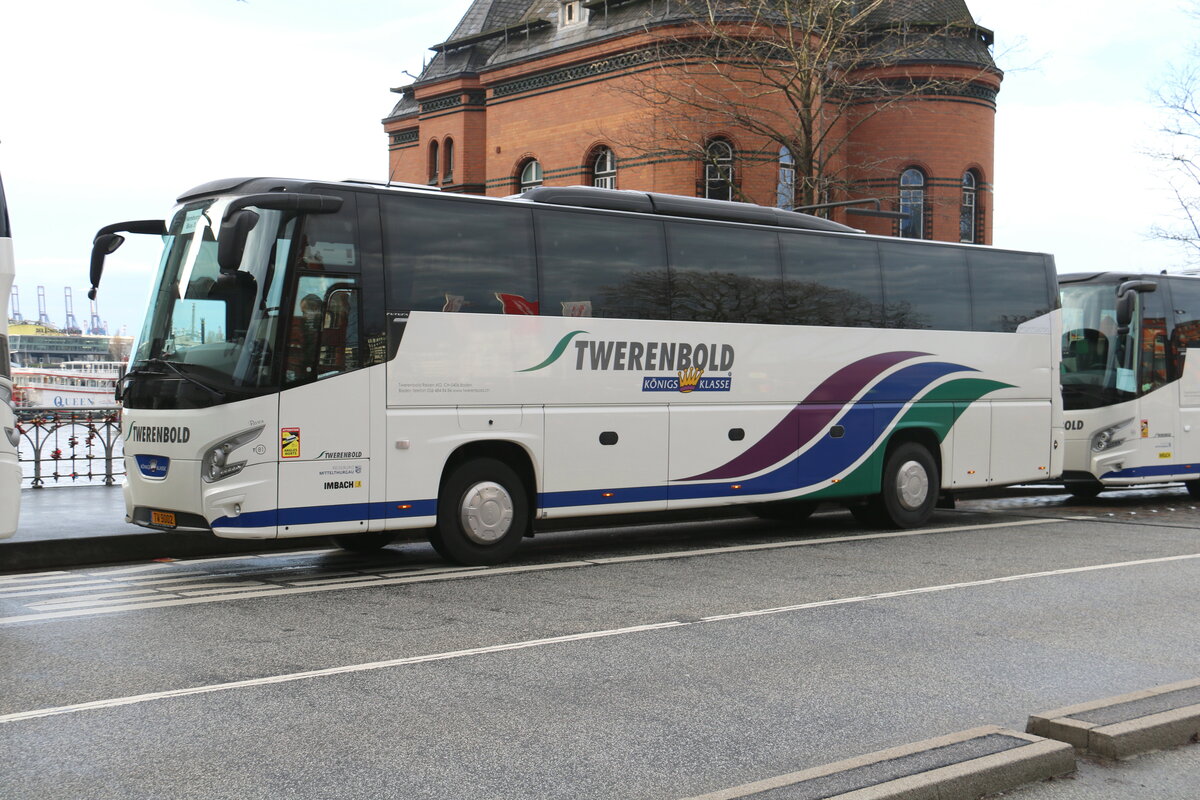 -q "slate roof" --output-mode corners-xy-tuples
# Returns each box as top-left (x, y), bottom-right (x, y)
(387, 0), (996, 121)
